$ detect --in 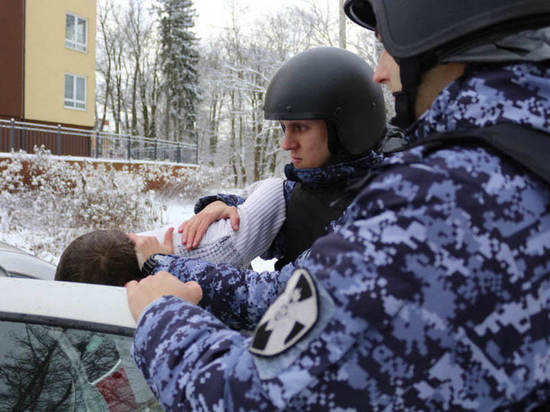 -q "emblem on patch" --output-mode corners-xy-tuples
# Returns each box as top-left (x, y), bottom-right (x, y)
(249, 269), (318, 357)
